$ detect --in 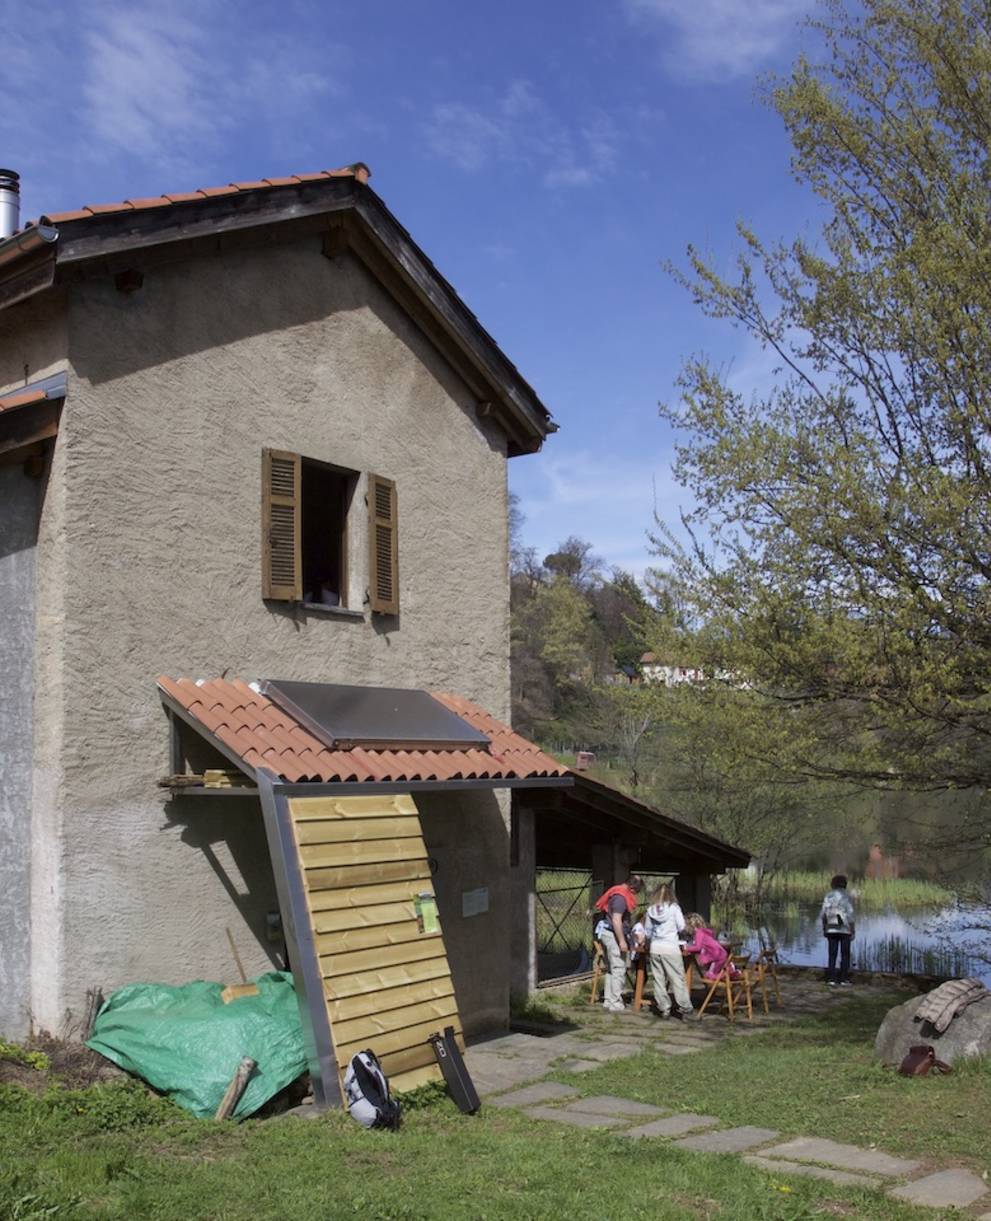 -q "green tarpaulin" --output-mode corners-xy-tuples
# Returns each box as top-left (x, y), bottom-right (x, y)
(87, 971), (308, 1119)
